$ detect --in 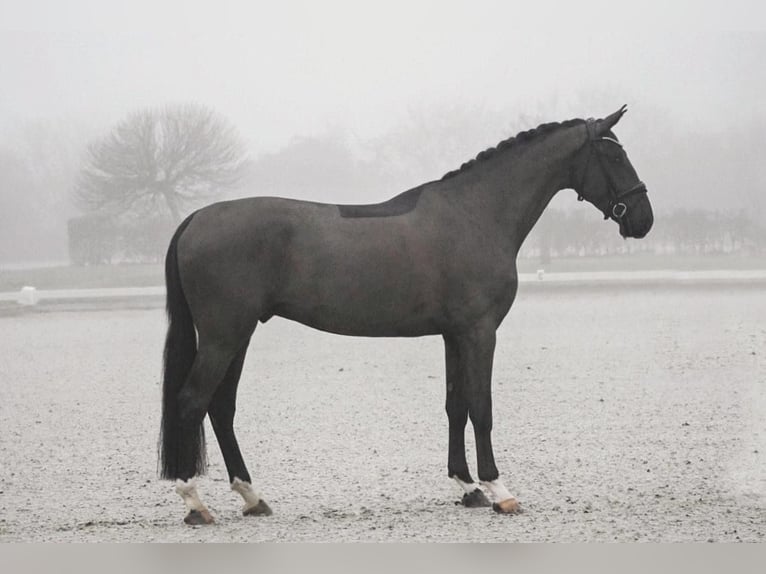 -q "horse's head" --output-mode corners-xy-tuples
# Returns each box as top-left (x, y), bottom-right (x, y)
(572, 106), (653, 238)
